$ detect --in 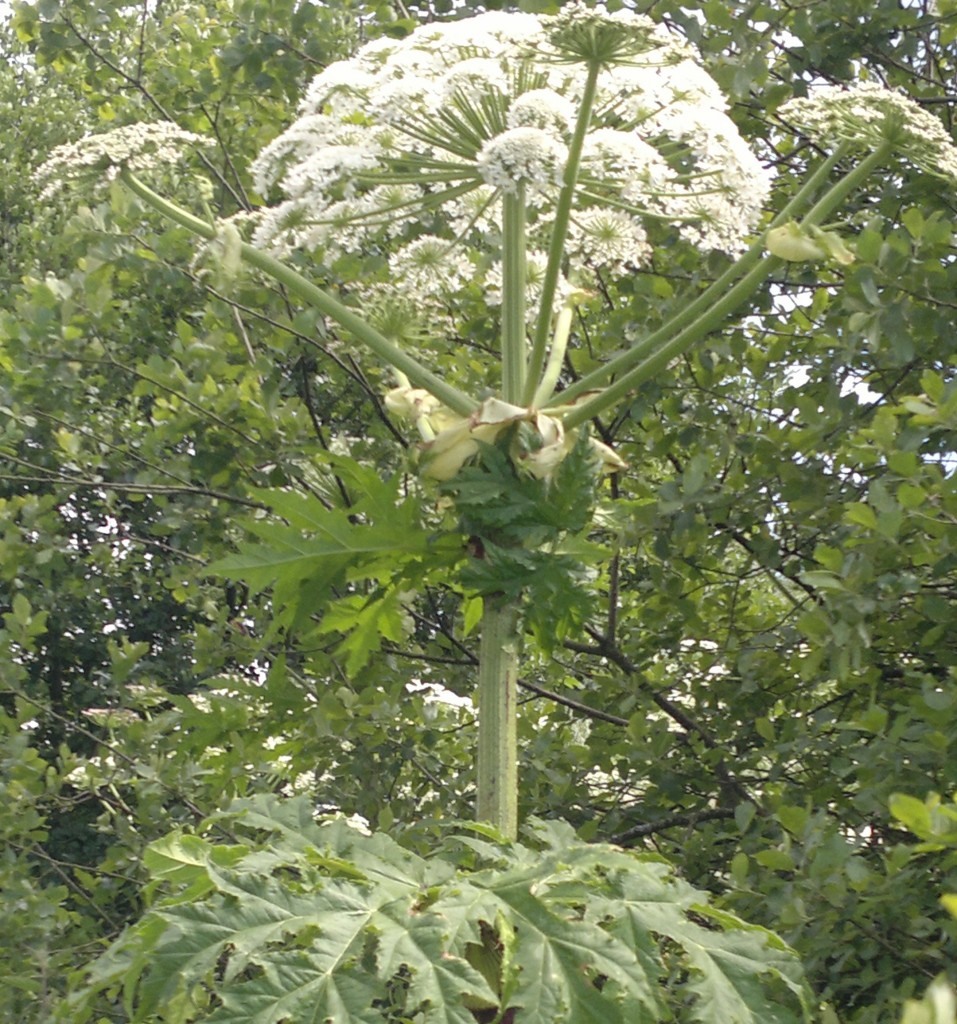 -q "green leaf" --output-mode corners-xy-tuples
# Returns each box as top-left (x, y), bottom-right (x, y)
(754, 849), (794, 871)
(316, 590), (409, 674)
(799, 570), (845, 592)
(207, 949), (385, 1024)
(67, 802), (808, 1024)
(462, 595), (483, 637)
(143, 833), (246, 904)
(889, 793), (936, 839)
(776, 806), (809, 836)
(206, 486), (458, 637)
(11, 593), (31, 627)
(844, 503), (878, 530)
